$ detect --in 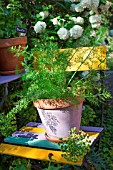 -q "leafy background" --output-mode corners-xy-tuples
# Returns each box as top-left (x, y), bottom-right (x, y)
(0, 0), (113, 169)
